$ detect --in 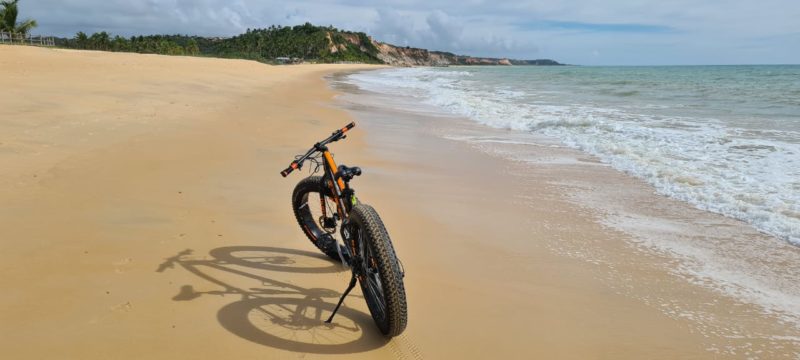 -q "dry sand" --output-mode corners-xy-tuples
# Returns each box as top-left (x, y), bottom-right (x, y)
(0, 45), (789, 359)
